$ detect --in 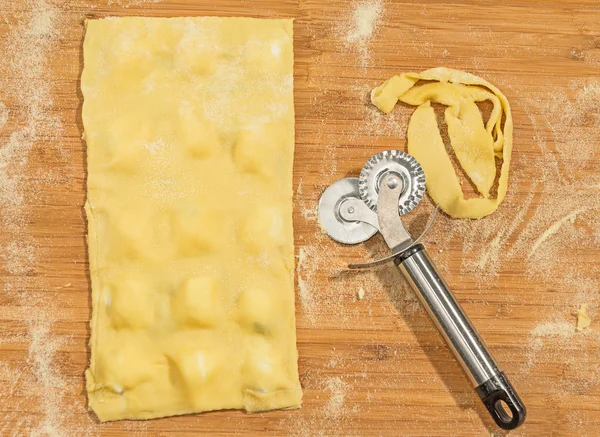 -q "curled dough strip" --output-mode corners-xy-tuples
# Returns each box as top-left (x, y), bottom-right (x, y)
(371, 67), (513, 219)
